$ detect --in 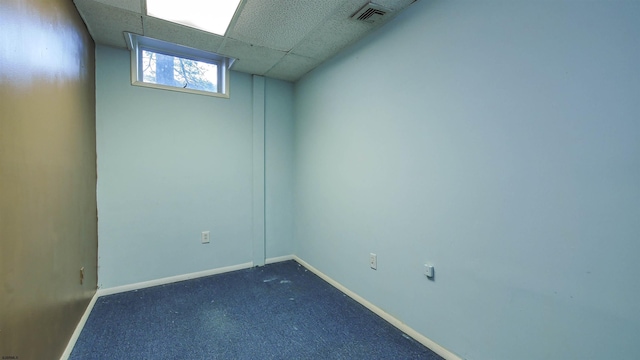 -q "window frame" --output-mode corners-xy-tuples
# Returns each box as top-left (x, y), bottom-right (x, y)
(125, 33), (234, 98)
